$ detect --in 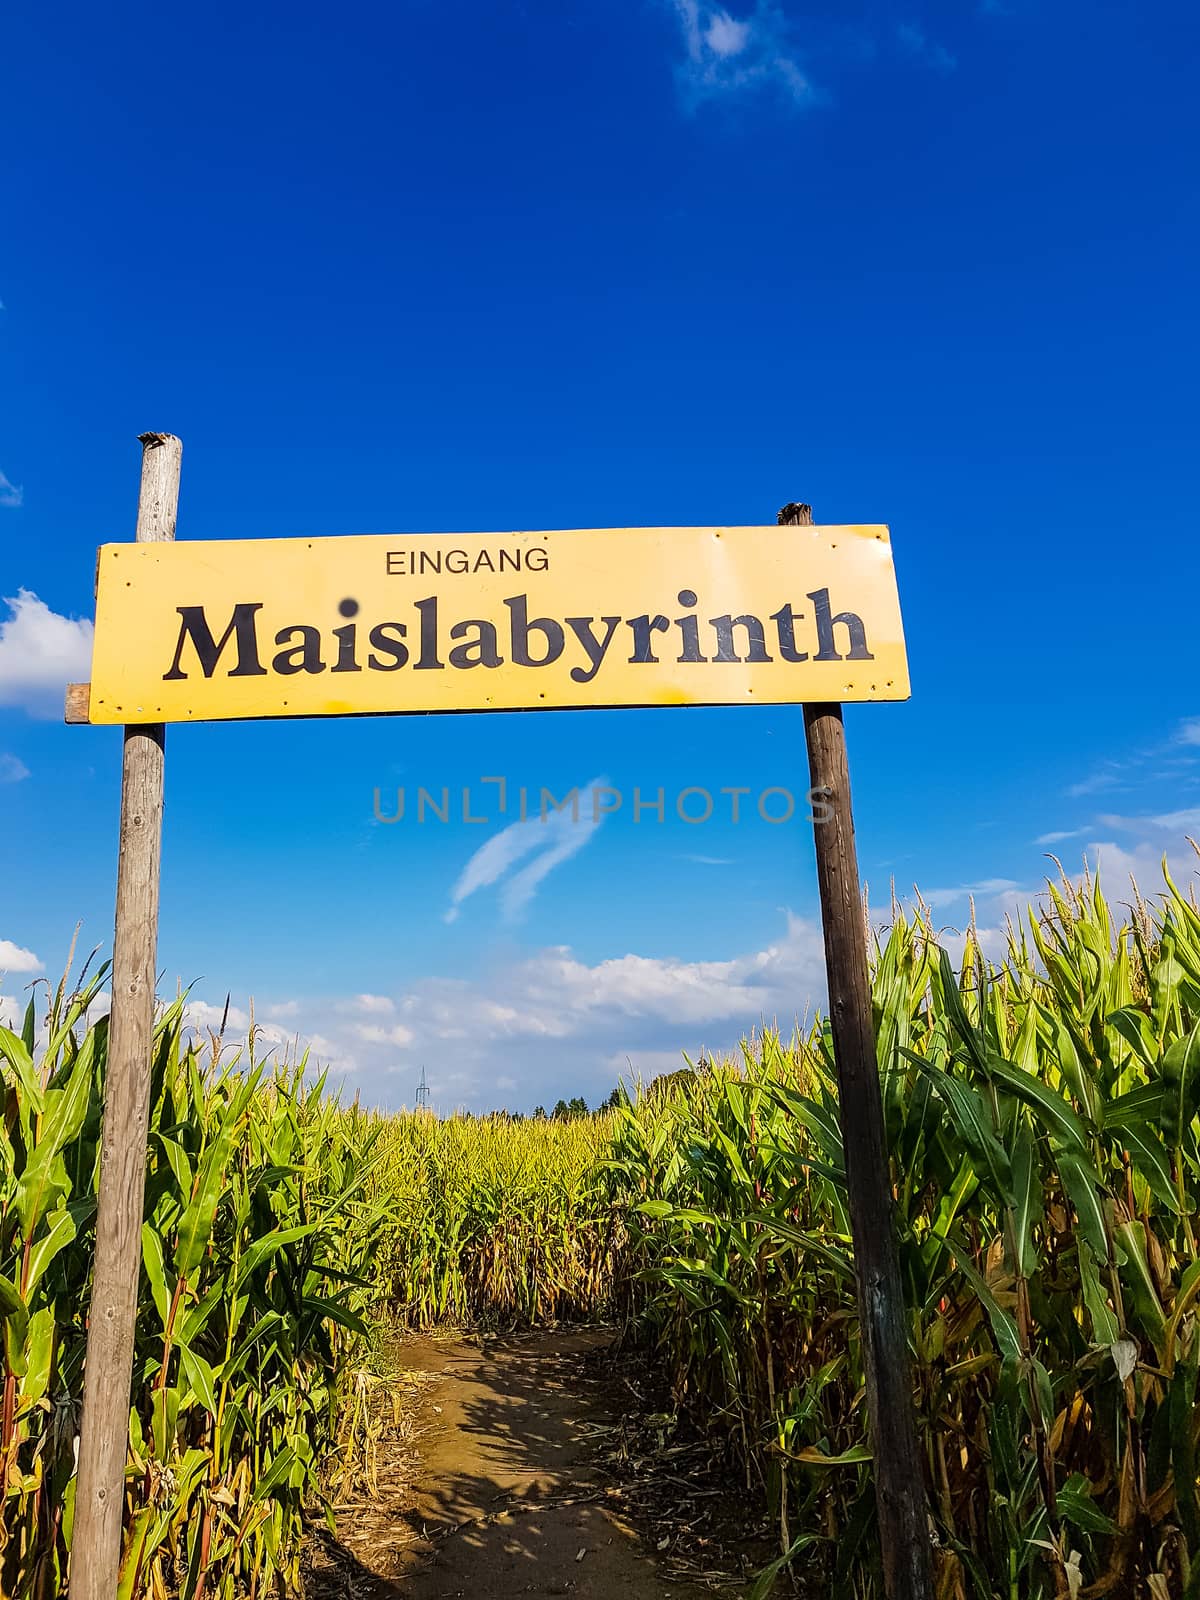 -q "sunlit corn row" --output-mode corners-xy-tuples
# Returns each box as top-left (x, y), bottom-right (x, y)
(0, 975), (385, 1600)
(361, 1107), (620, 1327)
(603, 864), (1200, 1600)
